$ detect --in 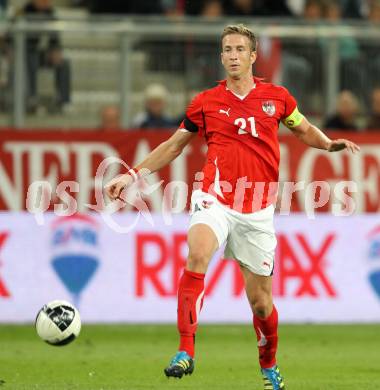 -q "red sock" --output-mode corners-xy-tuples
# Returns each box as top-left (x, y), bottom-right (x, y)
(253, 305), (278, 369)
(177, 269), (205, 358)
